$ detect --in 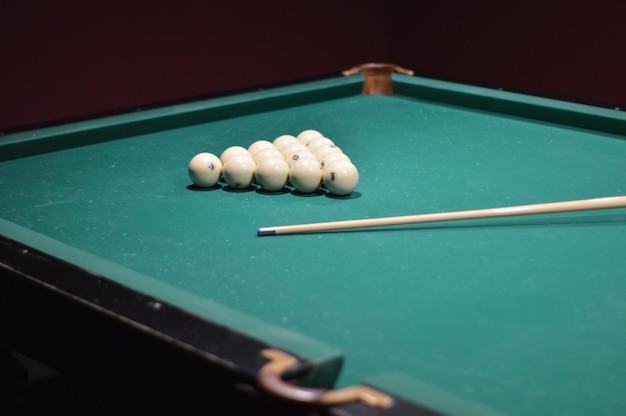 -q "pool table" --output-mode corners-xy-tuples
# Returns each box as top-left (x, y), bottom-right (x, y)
(1, 71), (626, 415)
